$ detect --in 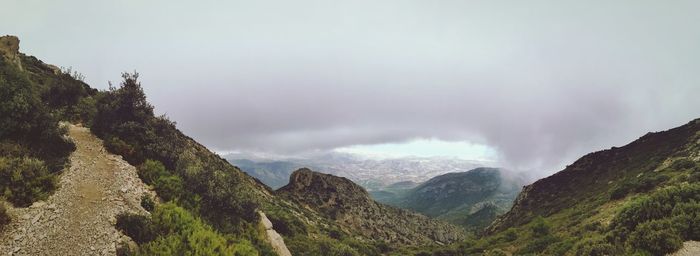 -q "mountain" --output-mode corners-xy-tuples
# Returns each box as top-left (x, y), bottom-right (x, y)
(277, 168), (466, 245)
(0, 35), (469, 256)
(411, 119), (700, 255)
(376, 167), (526, 231)
(227, 153), (489, 191)
(230, 159), (306, 189)
(487, 119), (700, 234)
